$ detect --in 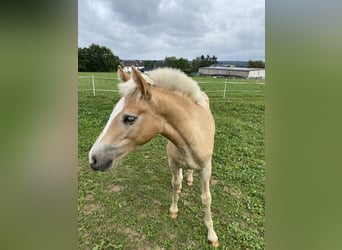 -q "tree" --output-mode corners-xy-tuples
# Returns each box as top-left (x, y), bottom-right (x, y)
(78, 44), (120, 72)
(78, 47), (90, 72)
(163, 56), (177, 68)
(163, 56), (191, 74)
(144, 60), (157, 69)
(191, 54), (218, 72)
(163, 54), (218, 74)
(191, 57), (201, 72)
(248, 60), (265, 68)
(175, 58), (190, 70)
